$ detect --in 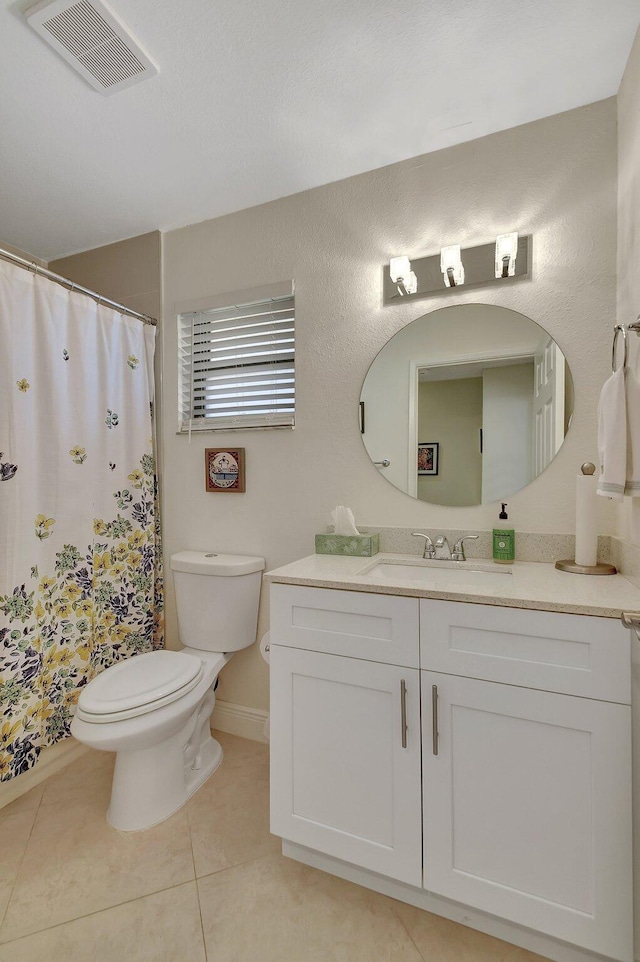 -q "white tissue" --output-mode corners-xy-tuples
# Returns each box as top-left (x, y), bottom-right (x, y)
(330, 505), (360, 536)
